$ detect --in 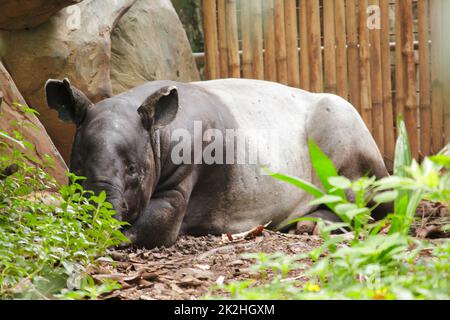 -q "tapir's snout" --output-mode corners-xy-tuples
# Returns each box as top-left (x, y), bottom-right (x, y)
(82, 178), (128, 221)
(107, 197), (129, 222)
